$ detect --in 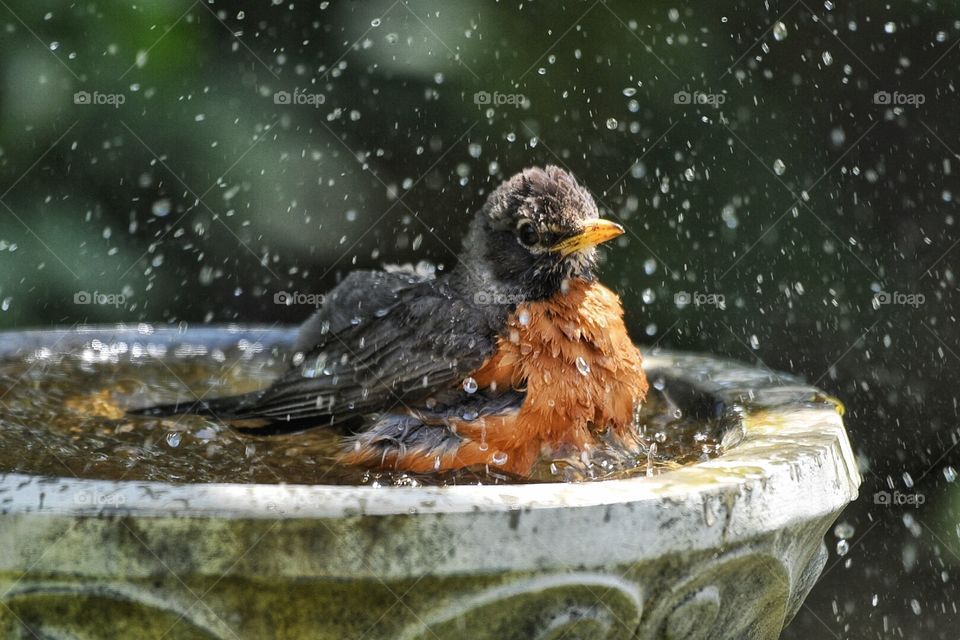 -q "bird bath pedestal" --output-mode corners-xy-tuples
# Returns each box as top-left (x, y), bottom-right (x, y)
(0, 327), (860, 639)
